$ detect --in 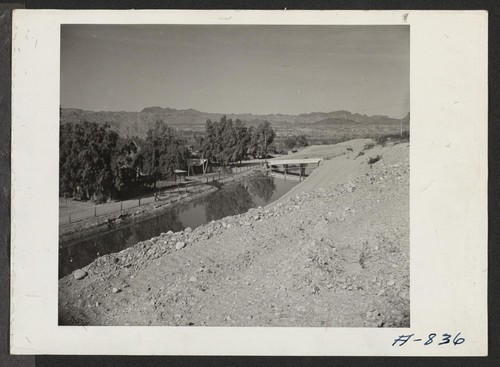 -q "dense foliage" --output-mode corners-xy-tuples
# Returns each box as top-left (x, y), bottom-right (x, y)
(60, 122), (121, 200)
(60, 116), (275, 201)
(60, 121), (188, 201)
(140, 121), (190, 183)
(284, 134), (309, 150)
(249, 120), (276, 159)
(197, 116), (275, 166)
